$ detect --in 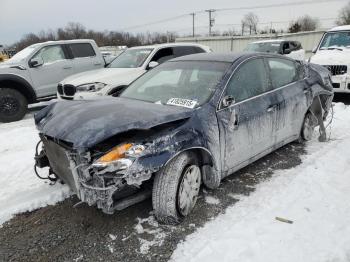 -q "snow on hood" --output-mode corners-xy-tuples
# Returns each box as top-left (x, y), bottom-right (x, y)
(310, 49), (350, 65)
(60, 68), (145, 87)
(35, 97), (193, 149)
